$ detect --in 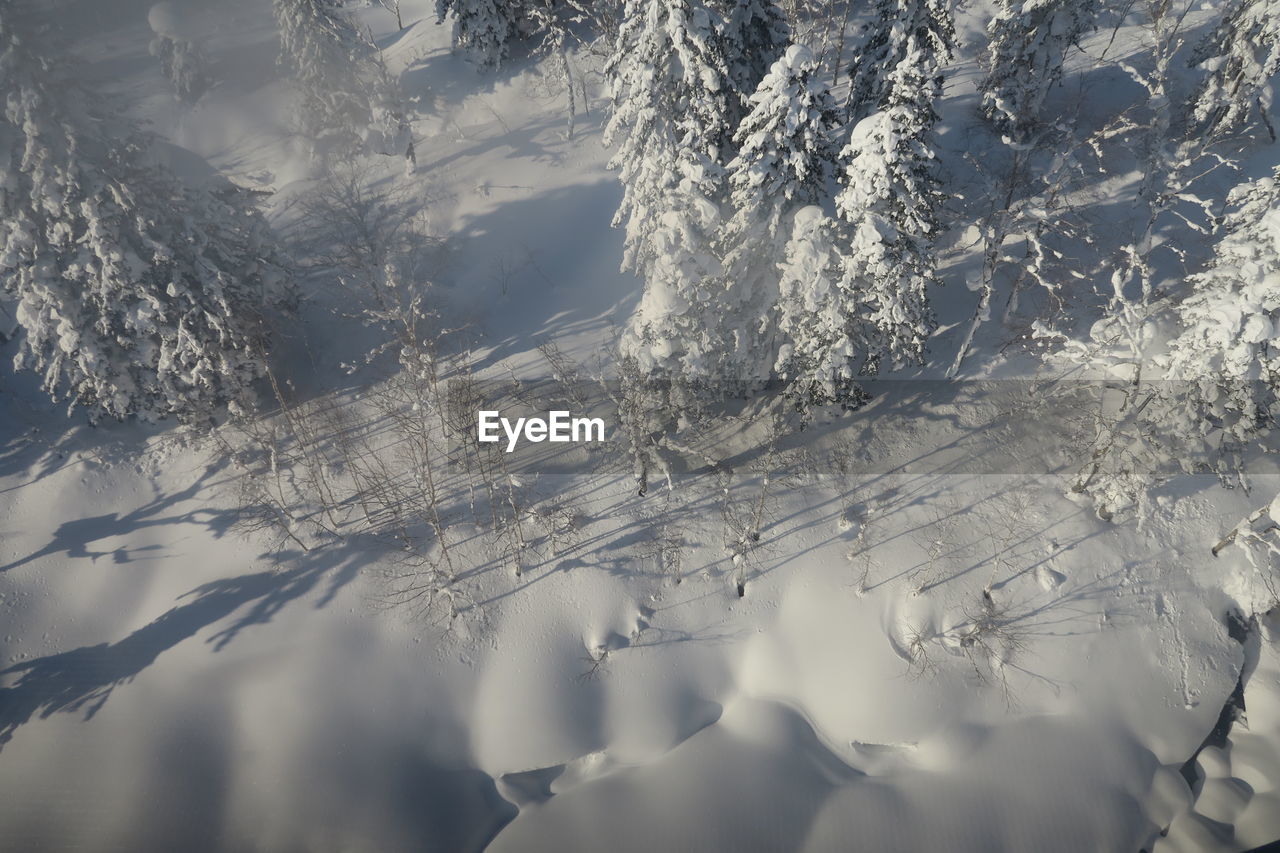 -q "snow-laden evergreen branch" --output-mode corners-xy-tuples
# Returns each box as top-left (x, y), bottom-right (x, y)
(274, 0), (409, 158)
(979, 0), (1098, 136)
